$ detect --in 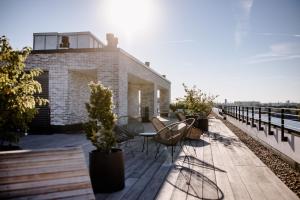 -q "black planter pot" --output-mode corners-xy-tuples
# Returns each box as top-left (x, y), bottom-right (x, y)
(197, 118), (209, 131)
(89, 148), (125, 193)
(186, 115), (209, 131)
